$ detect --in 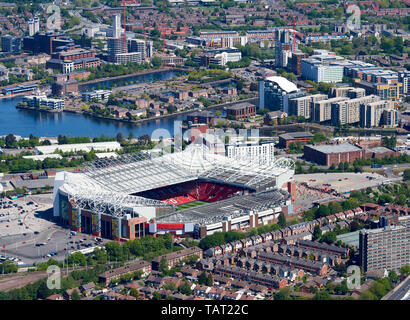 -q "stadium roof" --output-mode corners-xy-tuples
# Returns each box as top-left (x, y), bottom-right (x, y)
(59, 144), (294, 219)
(156, 189), (290, 226)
